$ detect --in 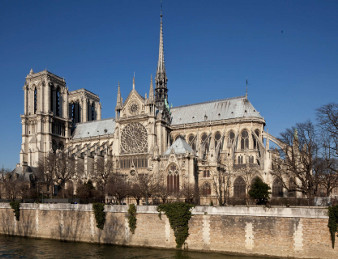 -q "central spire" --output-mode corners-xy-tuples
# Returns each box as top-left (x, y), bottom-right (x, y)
(157, 13), (166, 76)
(155, 9), (168, 111)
